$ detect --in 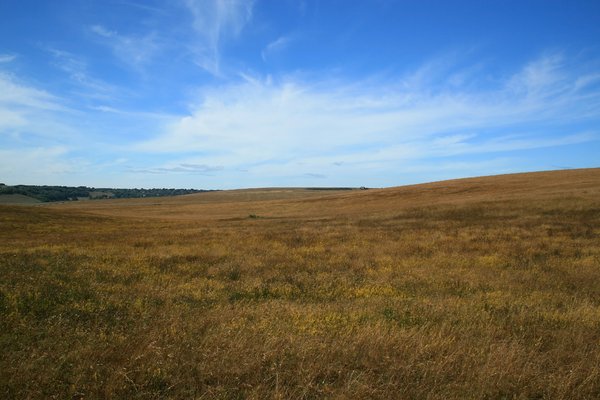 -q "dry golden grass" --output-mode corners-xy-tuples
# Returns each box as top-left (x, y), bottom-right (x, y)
(1, 168), (599, 399)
